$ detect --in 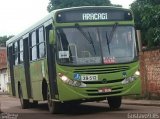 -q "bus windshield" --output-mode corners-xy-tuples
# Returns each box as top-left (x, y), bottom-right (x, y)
(56, 26), (137, 65)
